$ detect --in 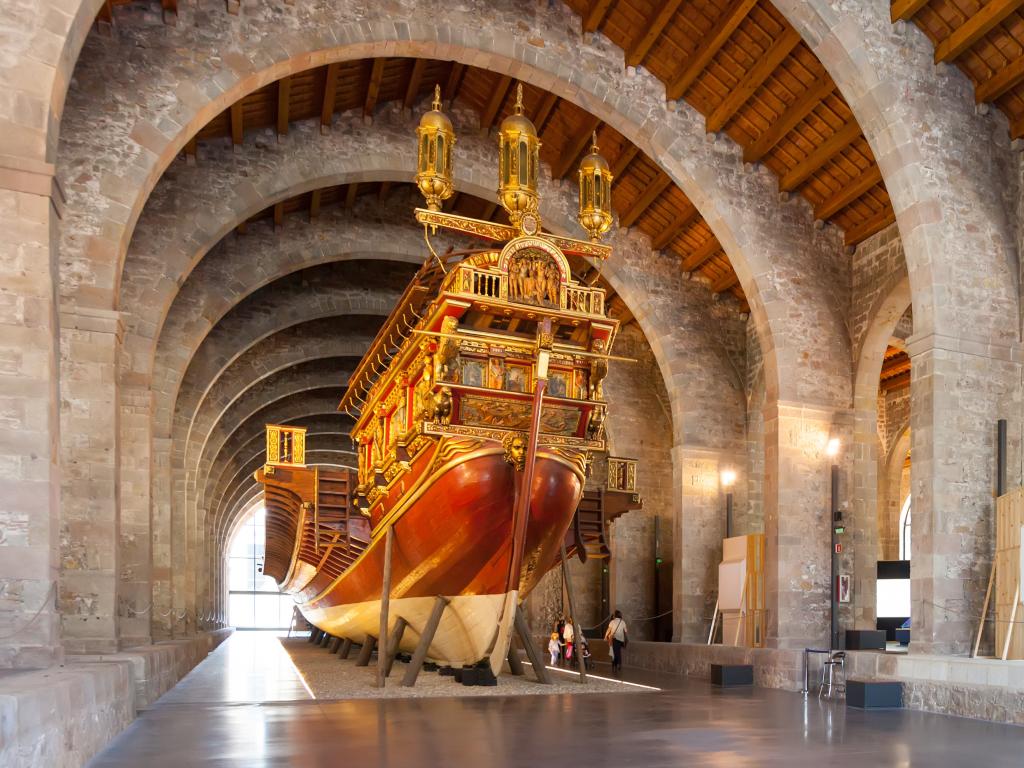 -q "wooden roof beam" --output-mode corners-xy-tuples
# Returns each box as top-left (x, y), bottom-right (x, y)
(364, 58), (386, 117)
(881, 354), (911, 378)
(481, 201), (499, 221)
(890, 0), (931, 22)
(582, 0), (615, 33)
(651, 204), (700, 250)
(273, 202), (285, 230)
(976, 55), (1024, 103)
(618, 171), (672, 228)
(610, 144), (640, 182)
(230, 101), (243, 146)
(815, 166), (883, 221)
(880, 370), (911, 392)
(533, 91), (560, 134)
(378, 181), (392, 204)
(711, 270), (739, 294)
(553, 115), (603, 179)
(345, 183), (359, 210)
(743, 78), (834, 163)
(706, 28), (802, 133)
(444, 63), (466, 106)
(843, 207), (897, 246)
(779, 121), (862, 192)
(276, 76), (291, 137)
(681, 236), (722, 272)
(321, 63), (340, 133)
(479, 75), (514, 134)
(933, 0), (1024, 63)
(626, 0), (685, 67)
(309, 189), (322, 221)
(667, 0), (758, 101)
(403, 58), (427, 111)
